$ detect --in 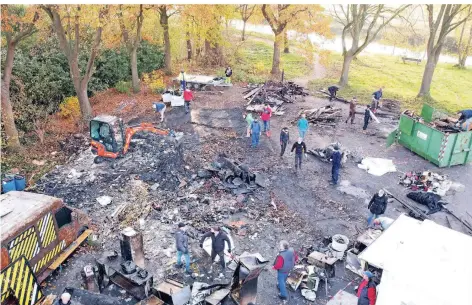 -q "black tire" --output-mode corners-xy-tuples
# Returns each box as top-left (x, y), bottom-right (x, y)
(94, 156), (104, 164)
